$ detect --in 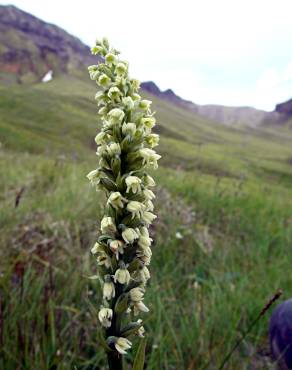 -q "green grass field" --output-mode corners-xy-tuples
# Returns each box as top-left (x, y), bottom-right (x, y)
(1, 74), (292, 369)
